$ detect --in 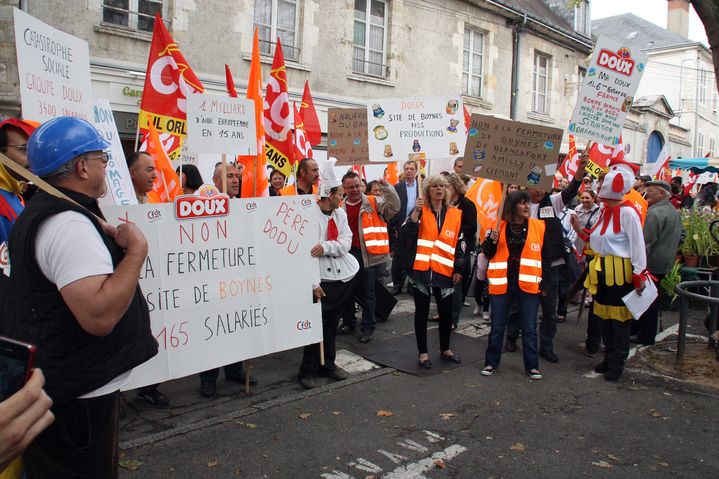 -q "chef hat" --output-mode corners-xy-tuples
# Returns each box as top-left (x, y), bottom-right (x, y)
(597, 159), (640, 200)
(318, 157), (341, 198)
